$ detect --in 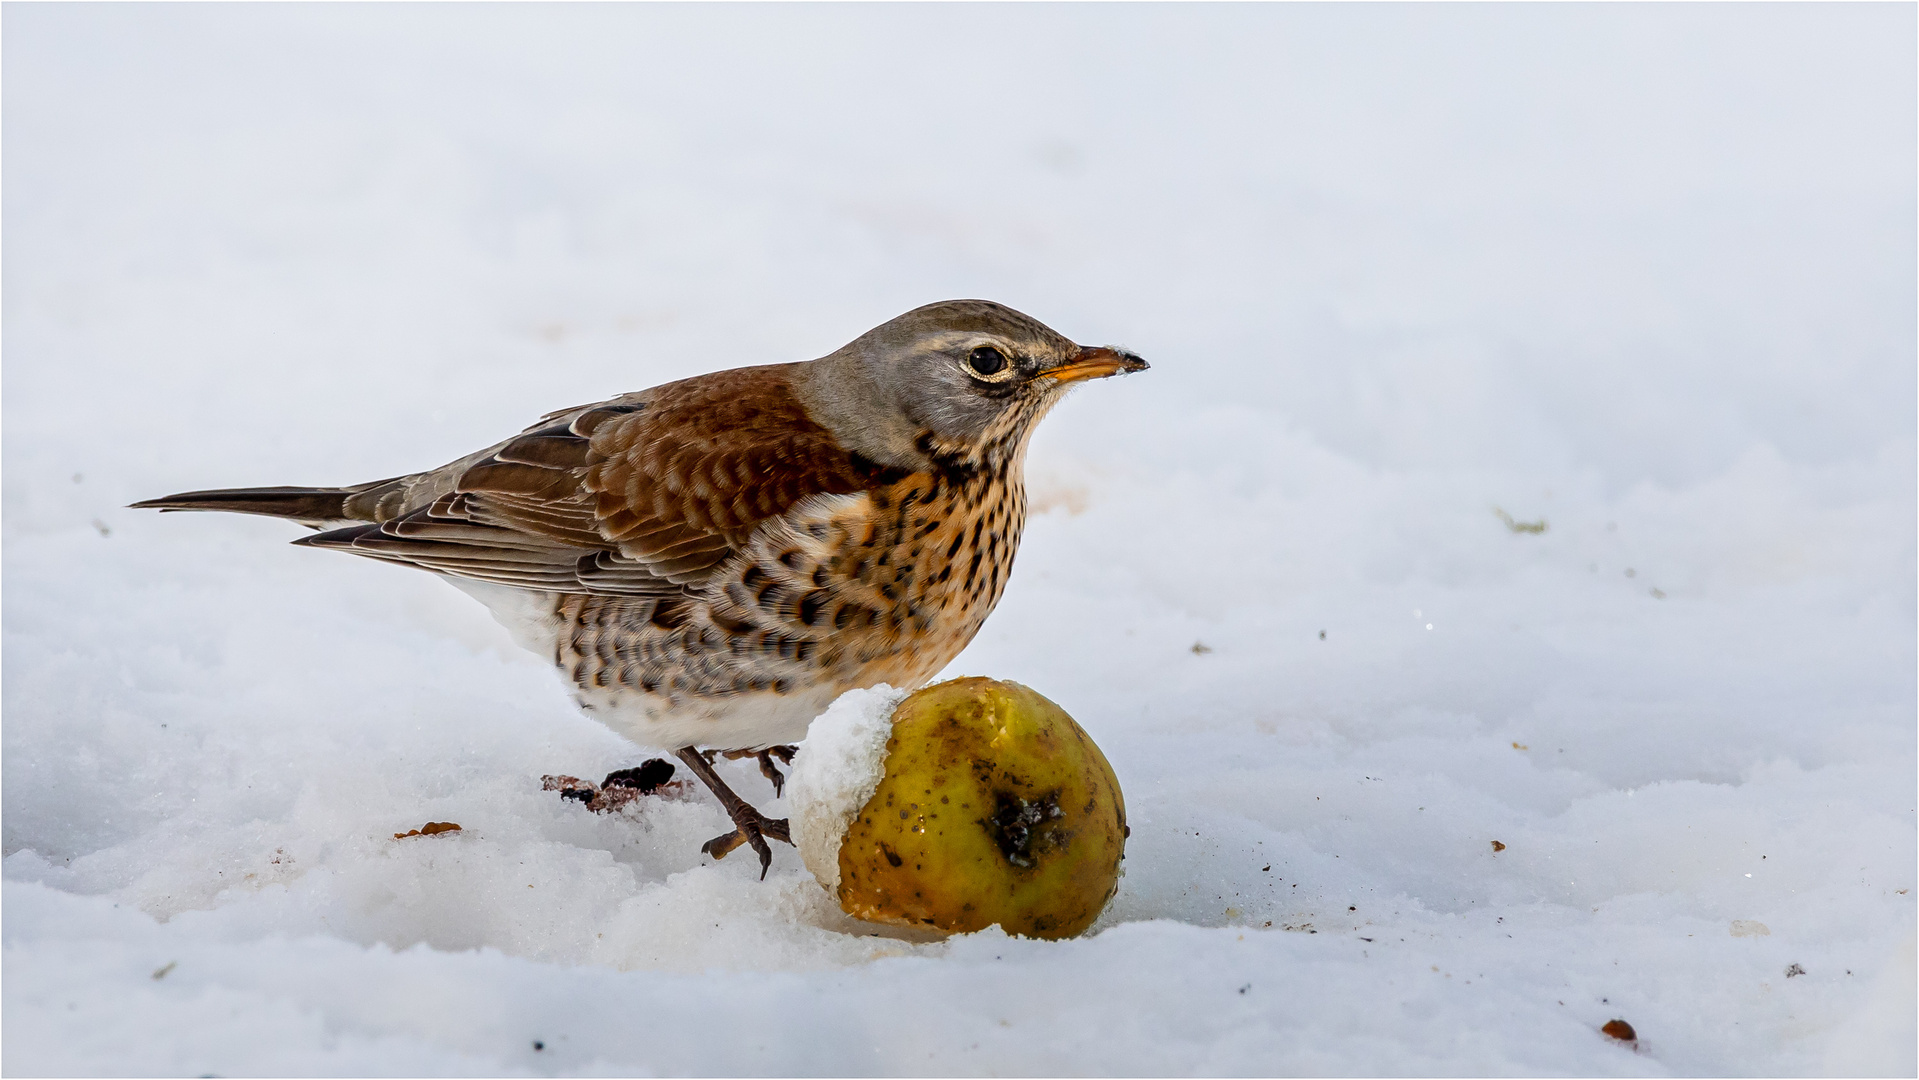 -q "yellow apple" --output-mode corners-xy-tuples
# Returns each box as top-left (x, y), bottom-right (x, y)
(802, 677), (1126, 939)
